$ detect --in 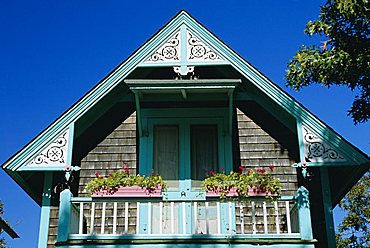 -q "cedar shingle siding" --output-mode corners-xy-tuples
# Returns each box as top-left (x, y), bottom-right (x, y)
(236, 108), (298, 196)
(78, 112), (137, 197)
